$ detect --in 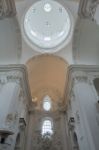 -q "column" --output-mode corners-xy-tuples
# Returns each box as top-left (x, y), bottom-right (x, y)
(72, 76), (98, 150)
